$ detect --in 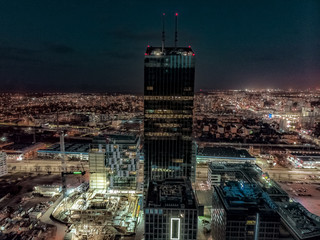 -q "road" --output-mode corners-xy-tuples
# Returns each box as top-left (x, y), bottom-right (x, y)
(195, 162), (320, 182)
(40, 195), (67, 240)
(7, 159), (89, 174)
